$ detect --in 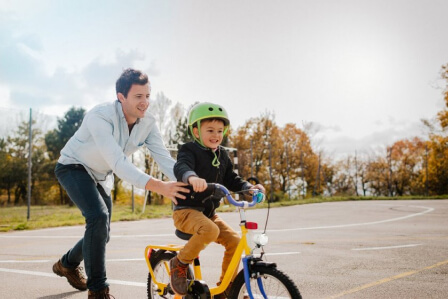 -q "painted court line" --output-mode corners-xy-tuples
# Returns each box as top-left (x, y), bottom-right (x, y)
(327, 259), (448, 299)
(267, 205), (434, 232)
(265, 251), (301, 256)
(0, 205), (435, 238)
(352, 244), (422, 251)
(0, 252), (300, 265)
(0, 259), (49, 263)
(0, 267), (146, 287)
(0, 234), (175, 239)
